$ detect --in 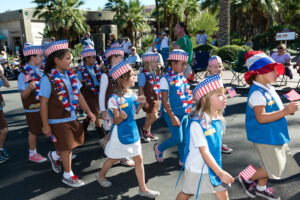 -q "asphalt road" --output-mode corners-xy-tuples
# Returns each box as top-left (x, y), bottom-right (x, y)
(0, 80), (300, 200)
